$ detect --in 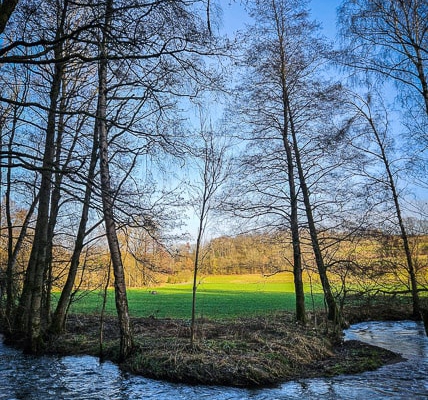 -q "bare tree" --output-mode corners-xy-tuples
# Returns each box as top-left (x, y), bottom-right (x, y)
(0, 79), (39, 325)
(13, 0), (69, 352)
(232, 0), (342, 323)
(50, 119), (99, 334)
(1, 0), (229, 355)
(189, 119), (231, 345)
(338, 0), (428, 115)
(343, 88), (421, 317)
(95, 0), (134, 361)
